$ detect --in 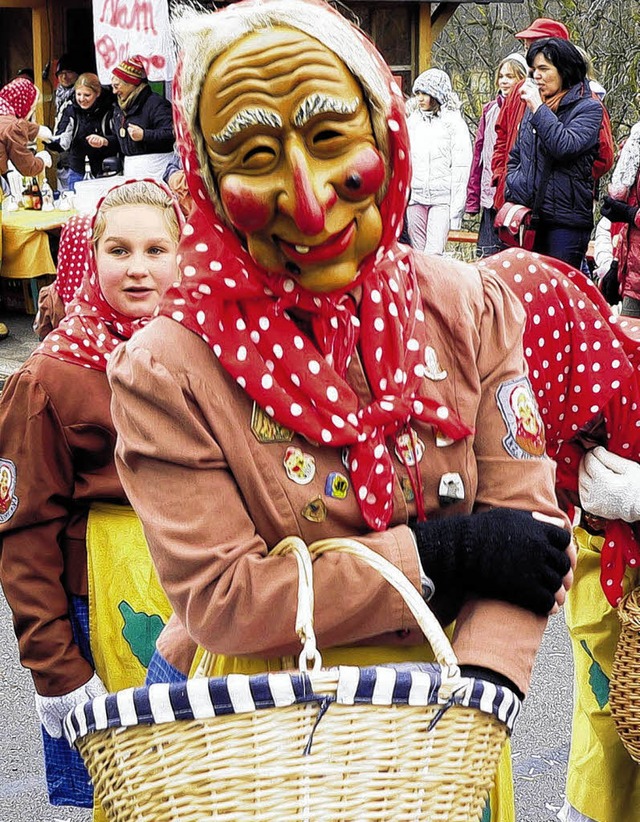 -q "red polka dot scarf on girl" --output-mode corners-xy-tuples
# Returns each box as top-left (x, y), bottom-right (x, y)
(482, 247), (640, 605)
(54, 214), (92, 306)
(159, 1), (472, 531)
(0, 77), (38, 118)
(35, 179), (184, 373)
